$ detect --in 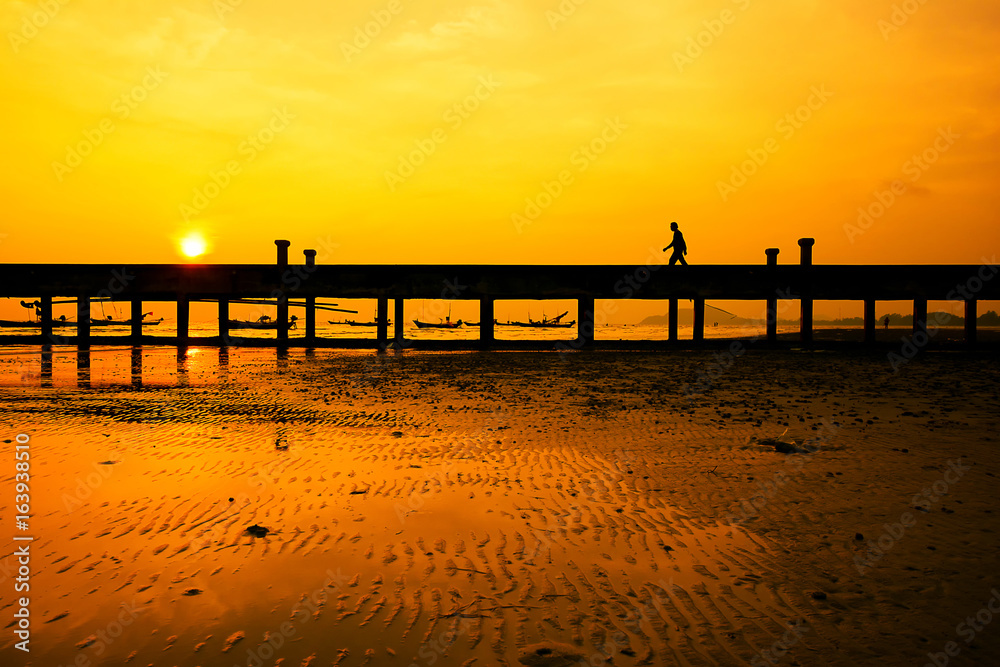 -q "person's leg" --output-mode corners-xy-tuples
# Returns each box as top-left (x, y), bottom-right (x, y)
(678, 254), (688, 266)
